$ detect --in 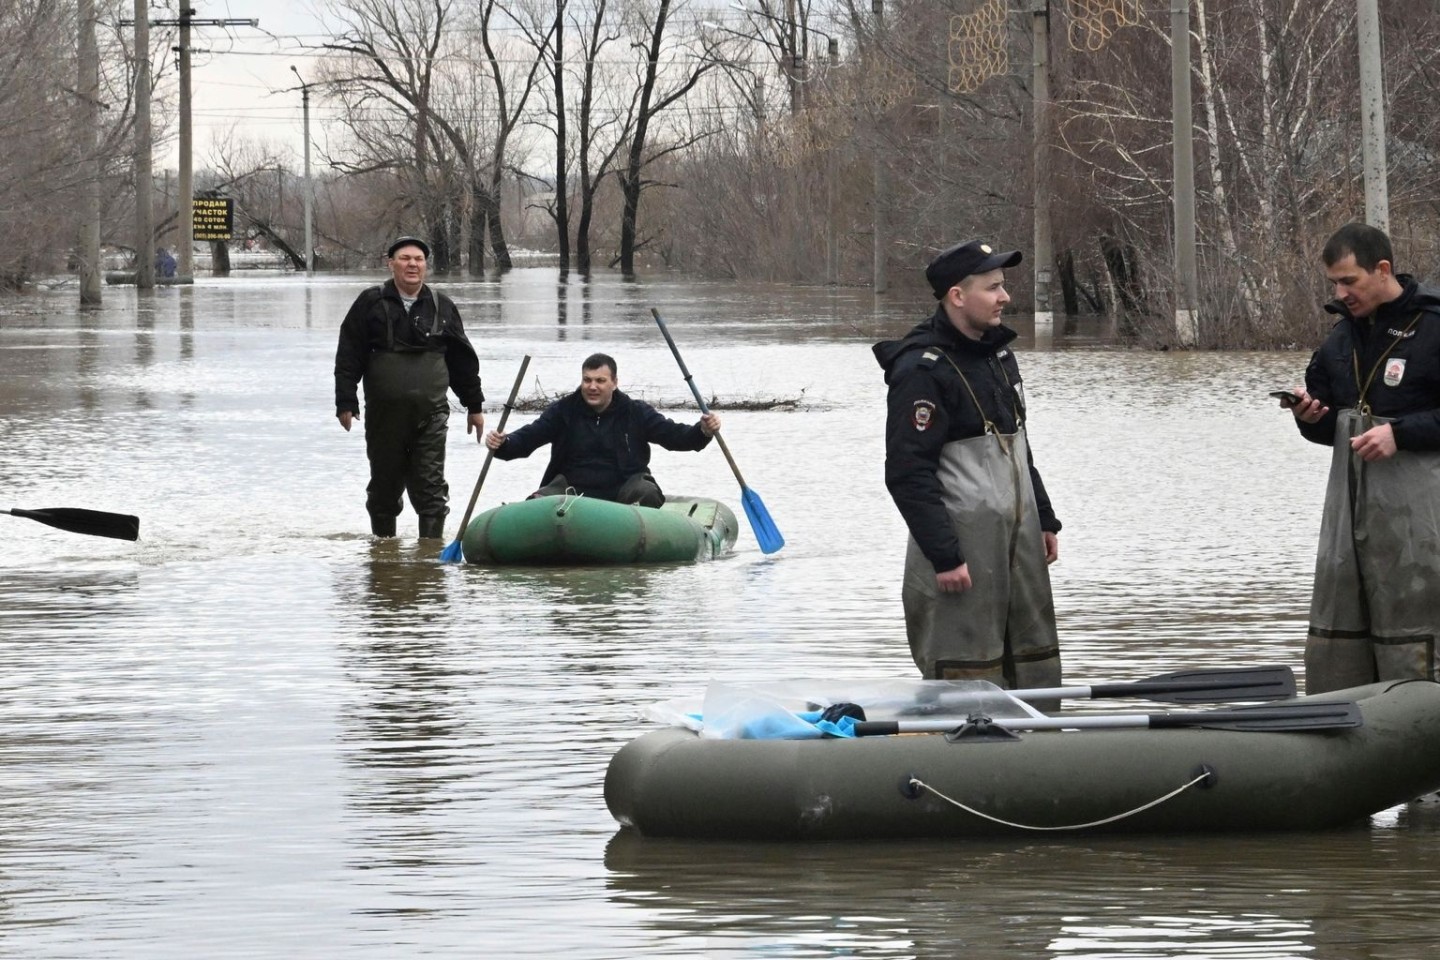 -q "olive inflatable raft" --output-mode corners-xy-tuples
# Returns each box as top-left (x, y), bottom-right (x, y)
(461, 494), (738, 565)
(605, 678), (1440, 840)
